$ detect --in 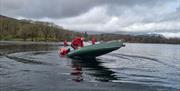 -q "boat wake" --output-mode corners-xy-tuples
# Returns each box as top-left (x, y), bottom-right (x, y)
(98, 53), (180, 90)
(108, 53), (180, 70)
(1, 52), (52, 65)
(5, 56), (50, 65)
